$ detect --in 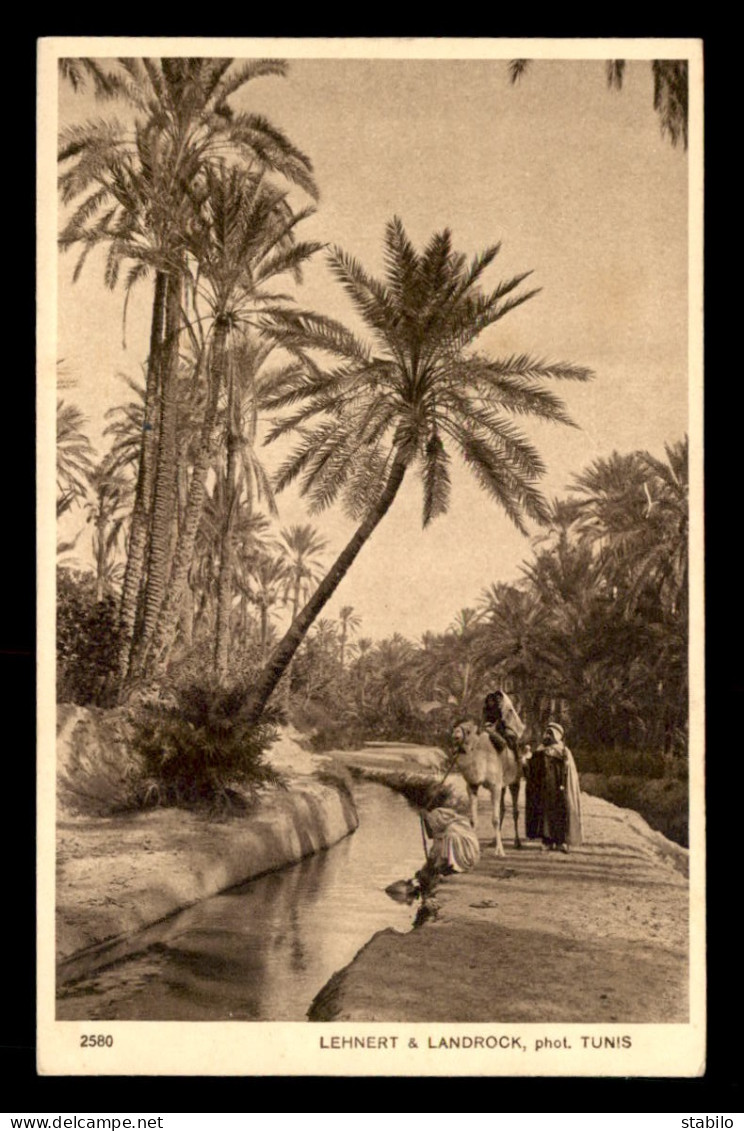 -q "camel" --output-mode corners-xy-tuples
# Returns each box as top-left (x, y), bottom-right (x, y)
(451, 719), (522, 857)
